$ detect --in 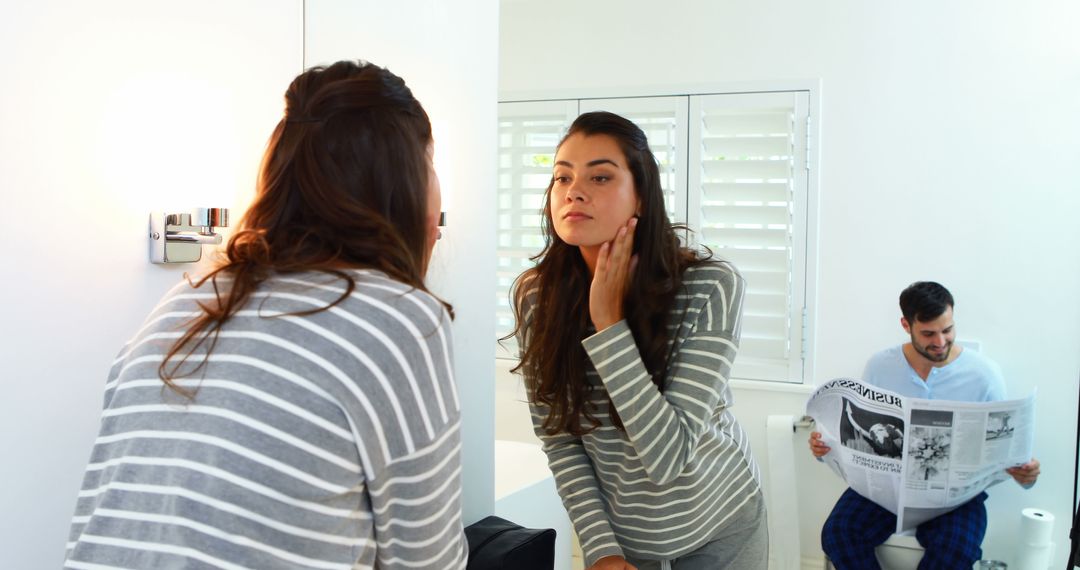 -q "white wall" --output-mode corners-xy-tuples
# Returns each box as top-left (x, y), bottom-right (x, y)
(305, 0), (499, 525)
(0, 1), (497, 566)
(0, 3), (301, 567)
(501, 1), (1080, 567)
